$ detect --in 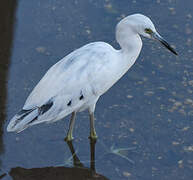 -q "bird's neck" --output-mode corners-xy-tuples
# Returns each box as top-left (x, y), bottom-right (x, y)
(116, 28), (142, 58)
(115, 30), (142, 73)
